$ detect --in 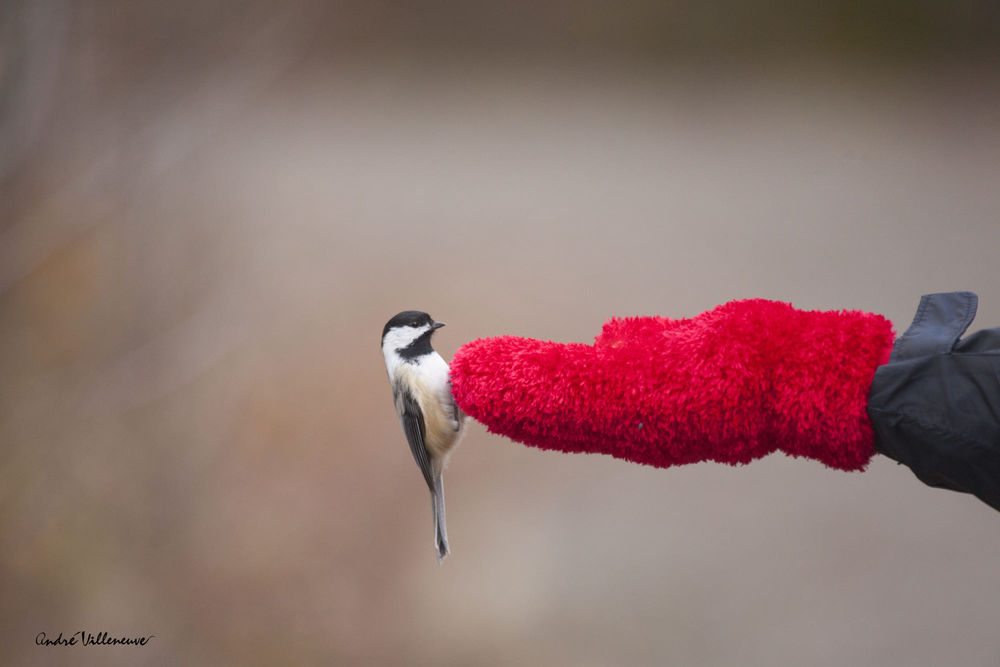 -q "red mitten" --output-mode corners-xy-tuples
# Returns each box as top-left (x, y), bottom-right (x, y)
(450, 299), (895, 471)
